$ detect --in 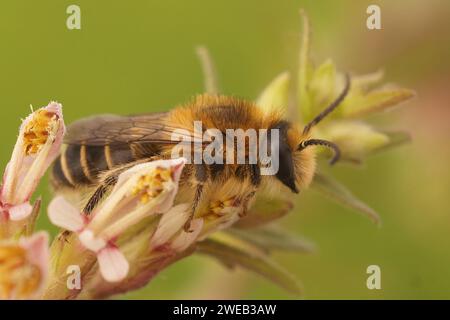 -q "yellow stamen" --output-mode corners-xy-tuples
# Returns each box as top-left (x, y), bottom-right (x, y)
(206, 197), (237, 219)
(131, 167), (172, 204)
(22, 109), (58, 155)
(0, 244), (42, 299)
